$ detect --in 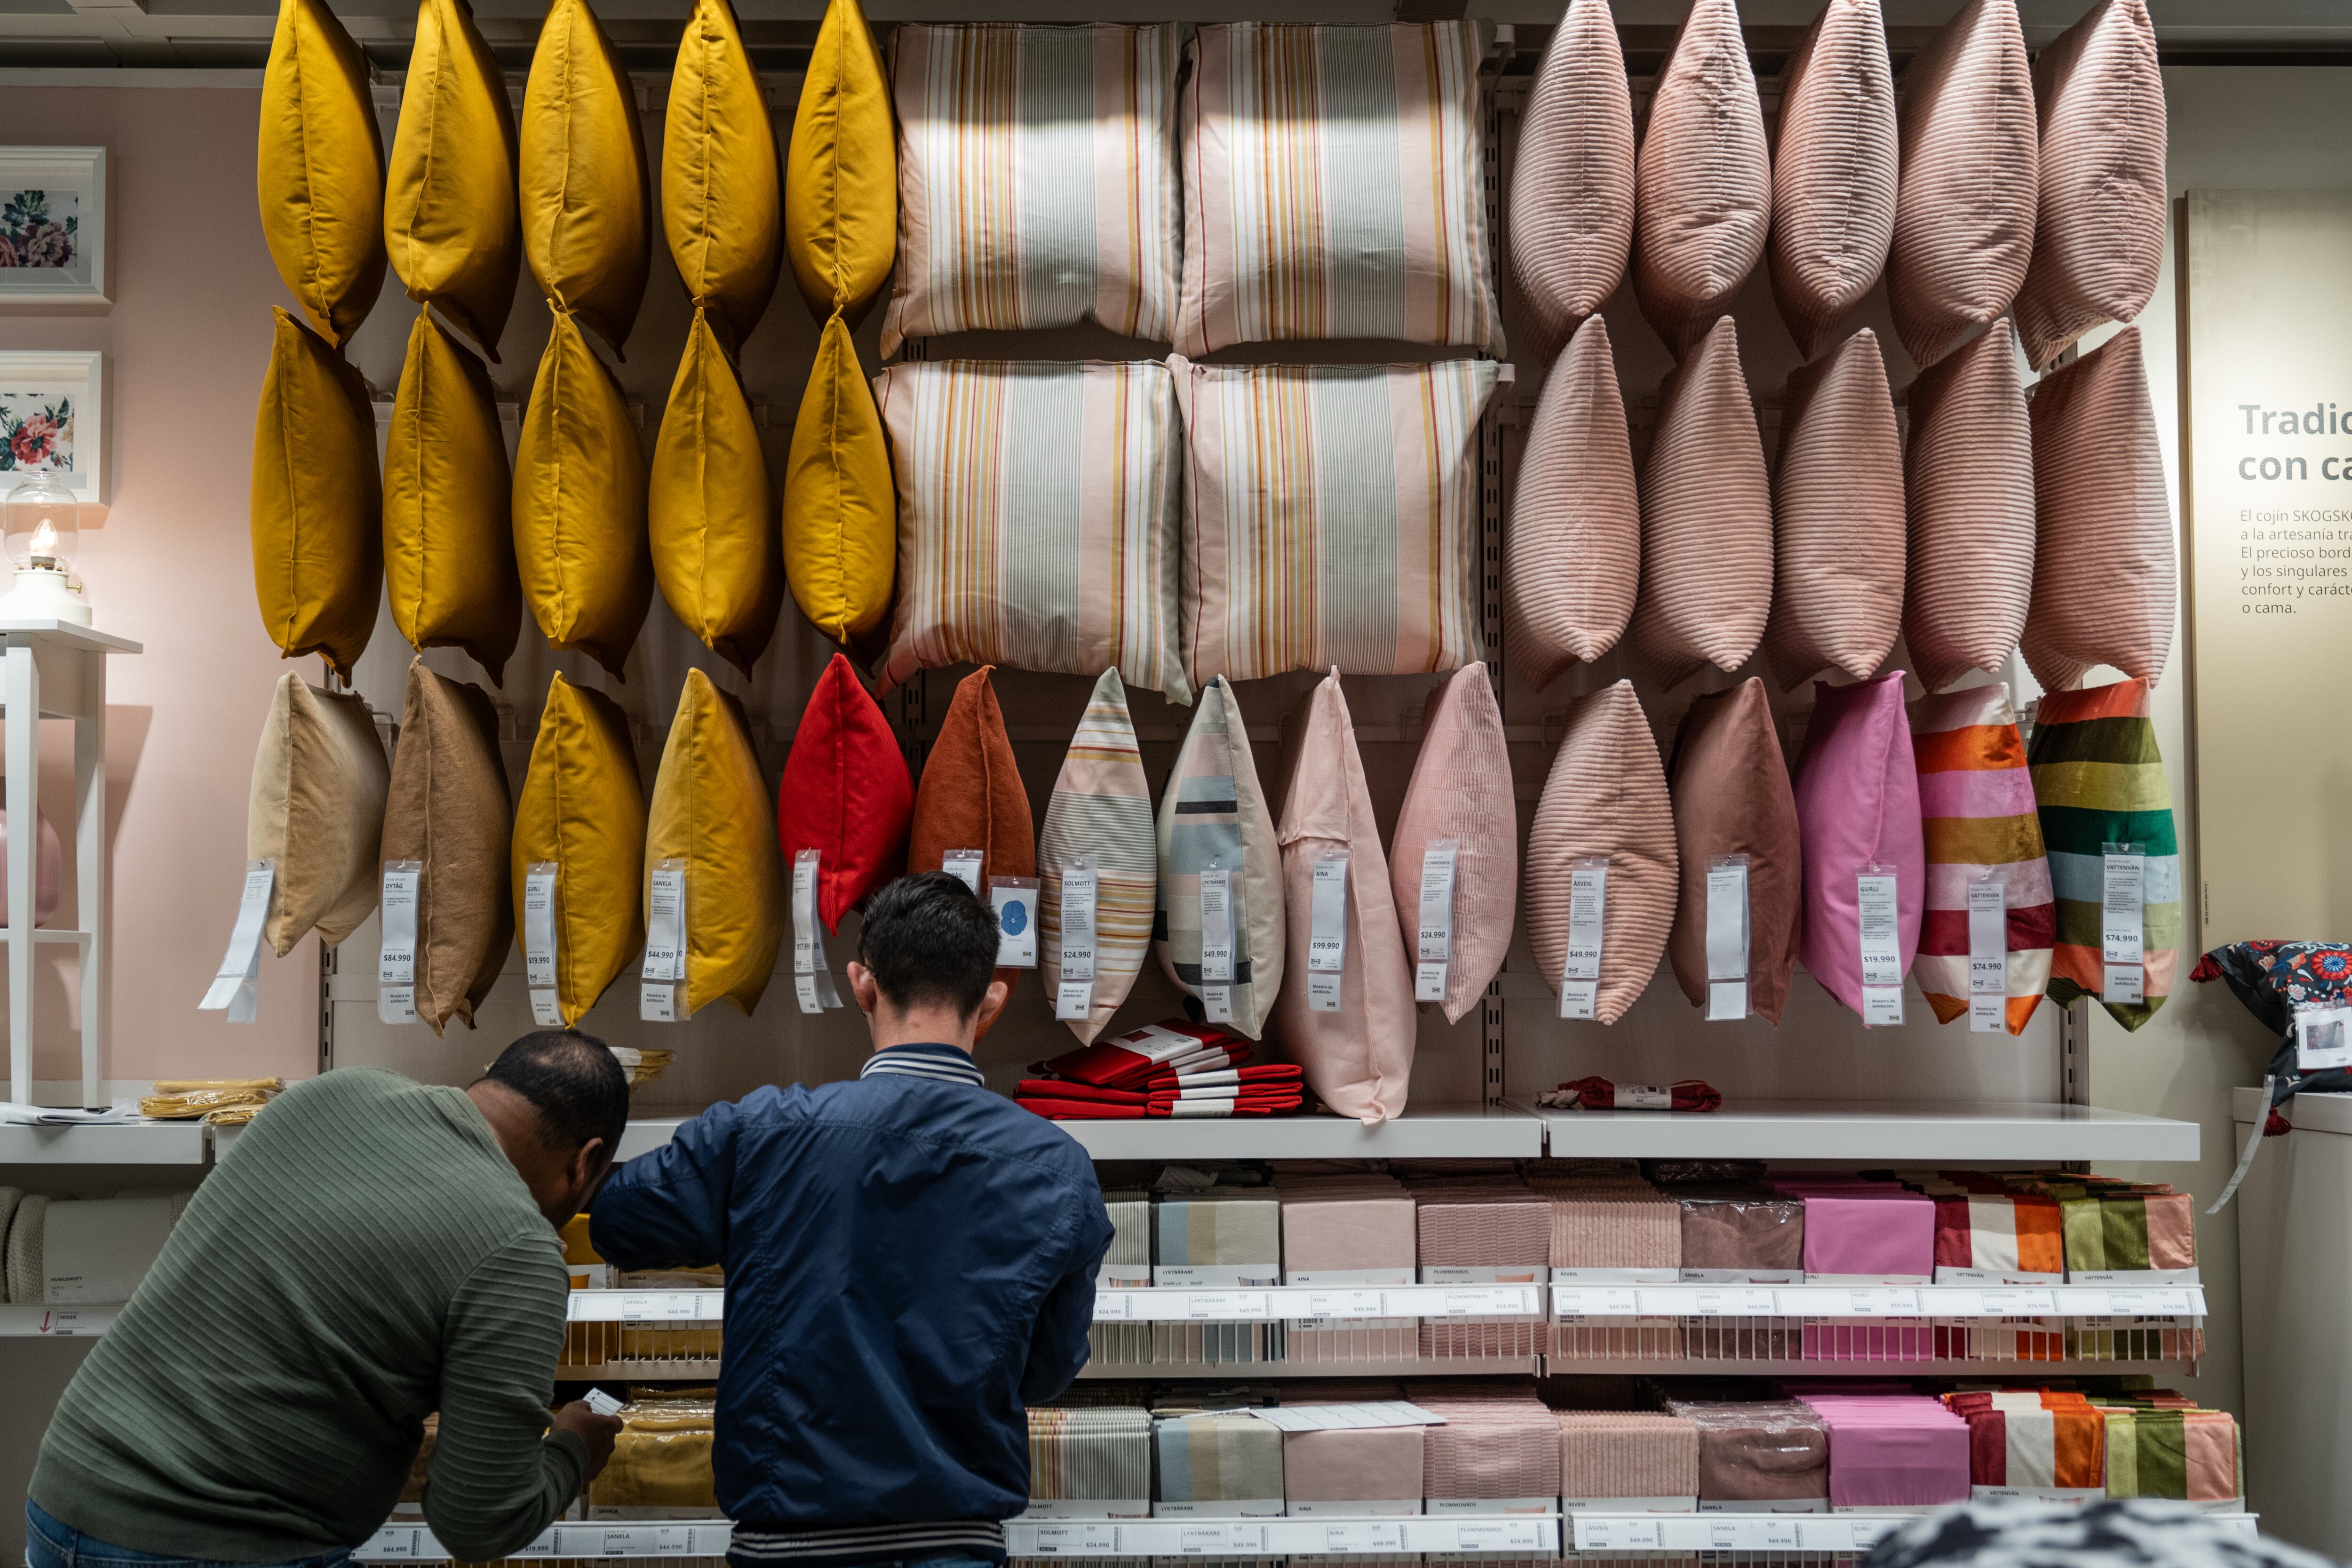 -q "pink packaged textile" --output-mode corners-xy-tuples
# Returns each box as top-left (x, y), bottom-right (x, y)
(1414, 1187), (1550, 1359)
(1420, 1396), (1564, 1506)
(1282, 1425), (1426, 1513)
(1791, 1394), (1969, 1509)
(1780, 1187), (1935, 1281)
